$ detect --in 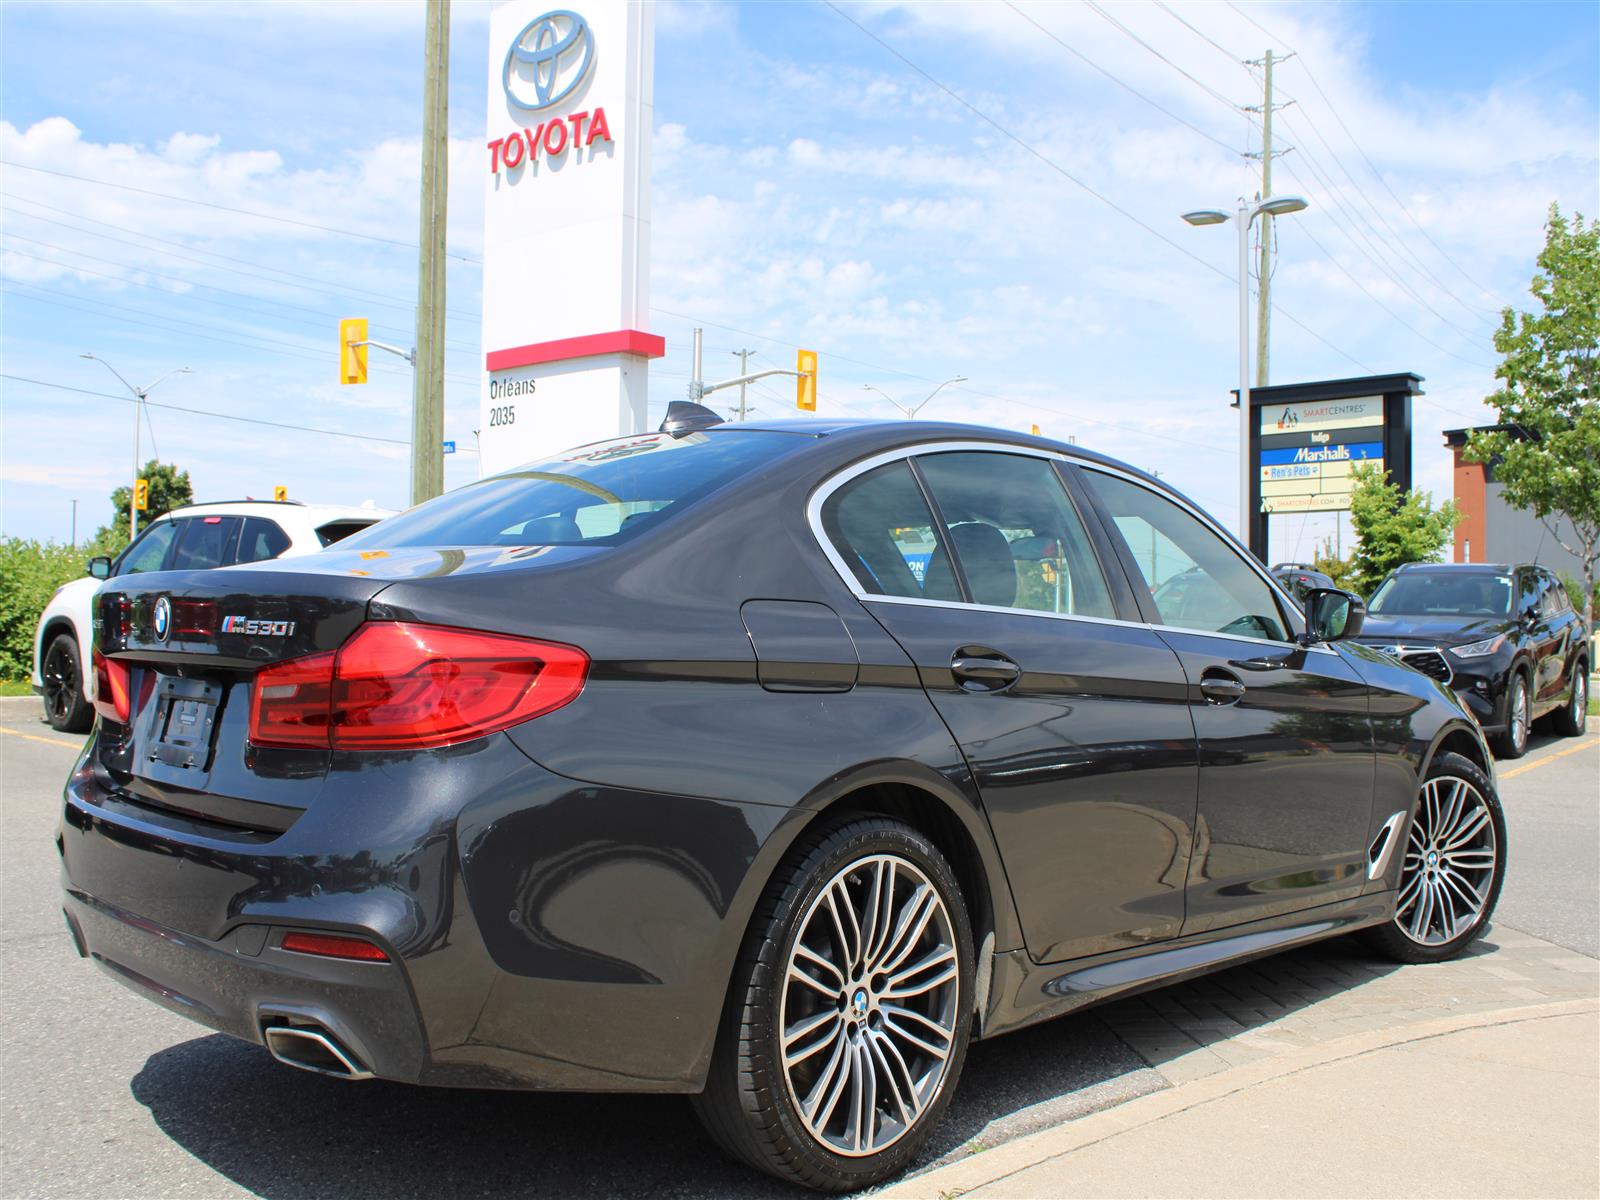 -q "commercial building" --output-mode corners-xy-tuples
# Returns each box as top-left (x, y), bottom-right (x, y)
(1444, 425), (1585, 577)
